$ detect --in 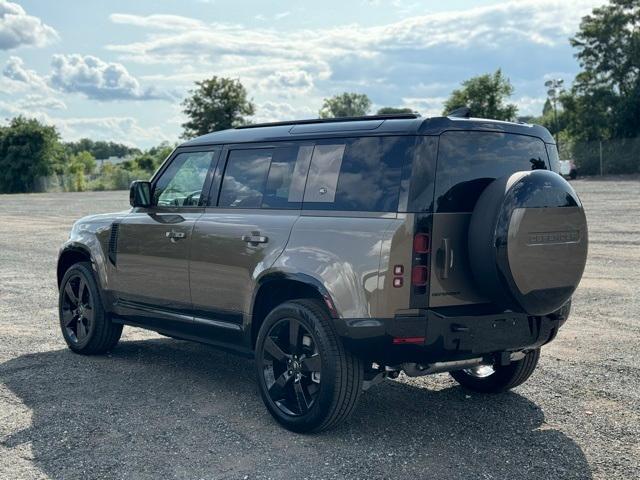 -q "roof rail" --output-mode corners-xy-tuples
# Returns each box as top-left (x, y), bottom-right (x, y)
(235, 113), (421, 130)
(447, 107), (471, 118)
